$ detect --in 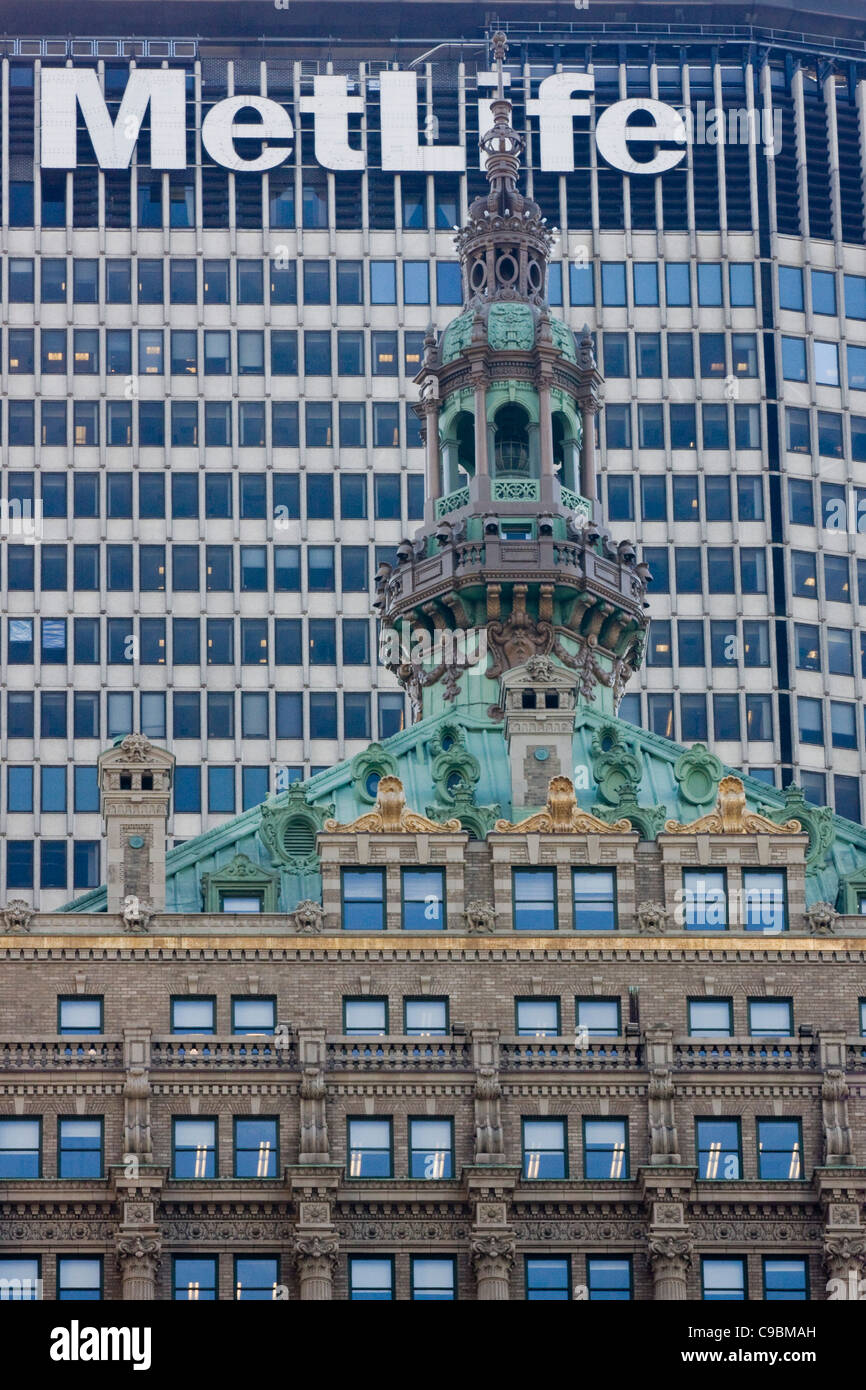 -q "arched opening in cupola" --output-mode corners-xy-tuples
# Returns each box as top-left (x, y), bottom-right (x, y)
(493, 402), (531, 477)
(552, 409), (580, 494)
(455, 412), (476, 477)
